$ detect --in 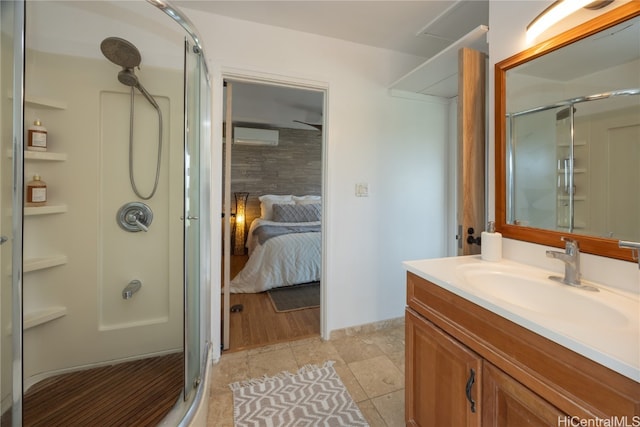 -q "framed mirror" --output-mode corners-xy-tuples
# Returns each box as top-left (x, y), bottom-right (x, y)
(495, 2), (640, 262)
